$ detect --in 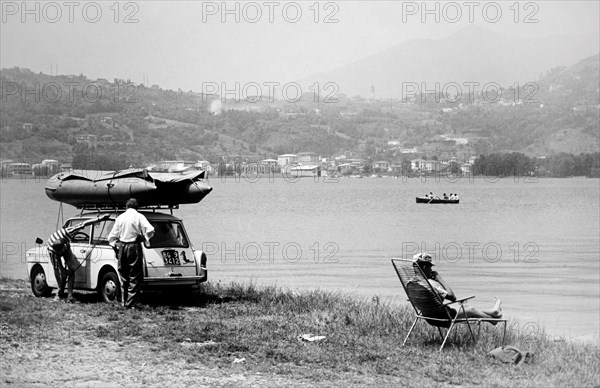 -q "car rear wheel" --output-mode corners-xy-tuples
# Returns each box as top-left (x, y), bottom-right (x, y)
(99, 272), (121, 303)
(31, 266), (52, 297)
